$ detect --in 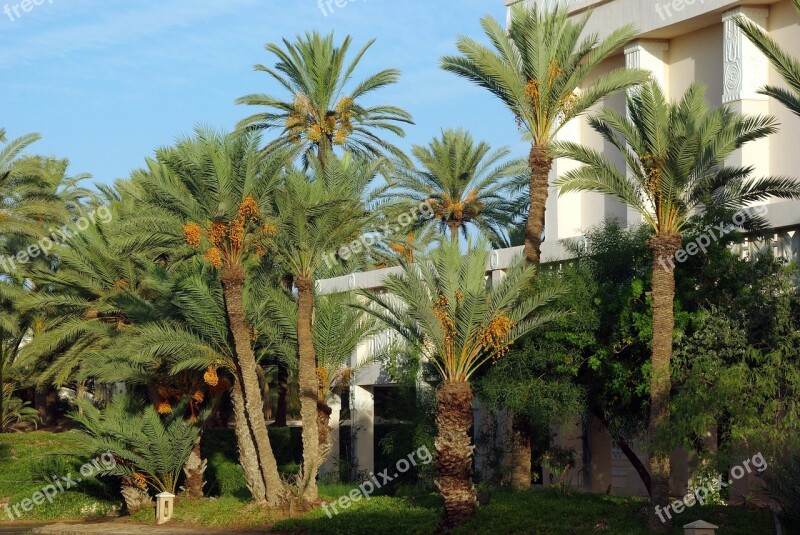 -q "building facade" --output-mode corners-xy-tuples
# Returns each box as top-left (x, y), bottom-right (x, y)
(316, 0), (800, 498)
